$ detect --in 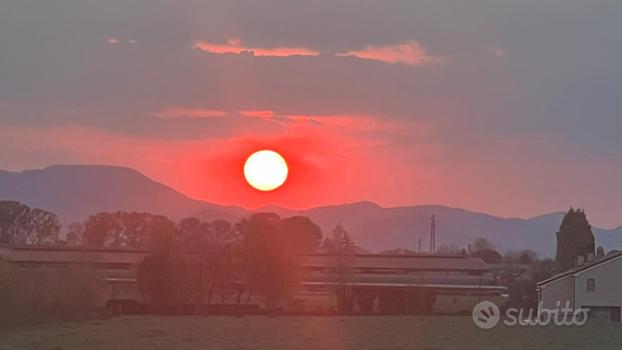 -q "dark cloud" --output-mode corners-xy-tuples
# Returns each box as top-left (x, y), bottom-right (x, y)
(2, 0), (620, 148)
